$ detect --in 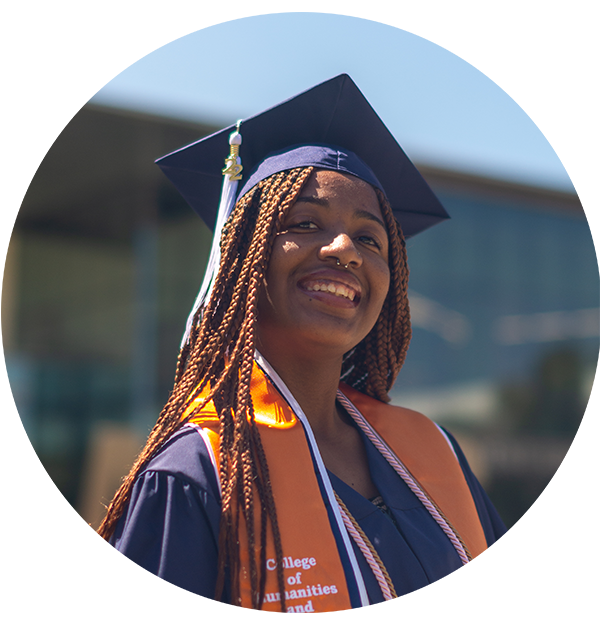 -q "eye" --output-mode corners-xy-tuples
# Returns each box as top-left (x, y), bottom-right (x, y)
(290, 220), (318, 230)
(356, 234), (382, 250)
